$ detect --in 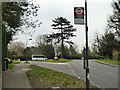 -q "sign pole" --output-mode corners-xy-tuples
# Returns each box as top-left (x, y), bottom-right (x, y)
(83, 47), (86, 69)
(74, 1), (89, 89)
(85, 0), (89, 89)
(0, 2), (2, 89)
